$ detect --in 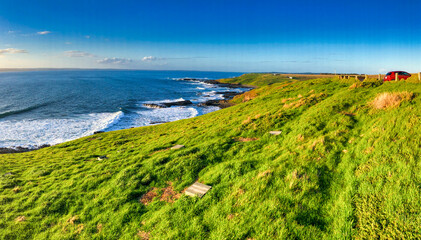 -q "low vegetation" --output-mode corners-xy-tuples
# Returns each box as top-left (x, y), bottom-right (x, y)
(1, 74), (421, 239)
(370, 91), (414, 109)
